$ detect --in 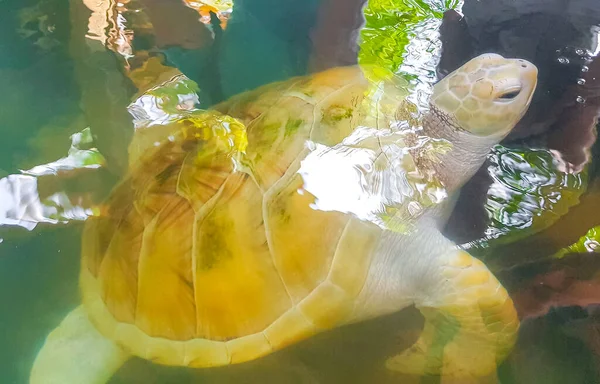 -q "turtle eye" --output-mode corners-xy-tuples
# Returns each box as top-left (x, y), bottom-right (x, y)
(497, 88), (521, 100)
